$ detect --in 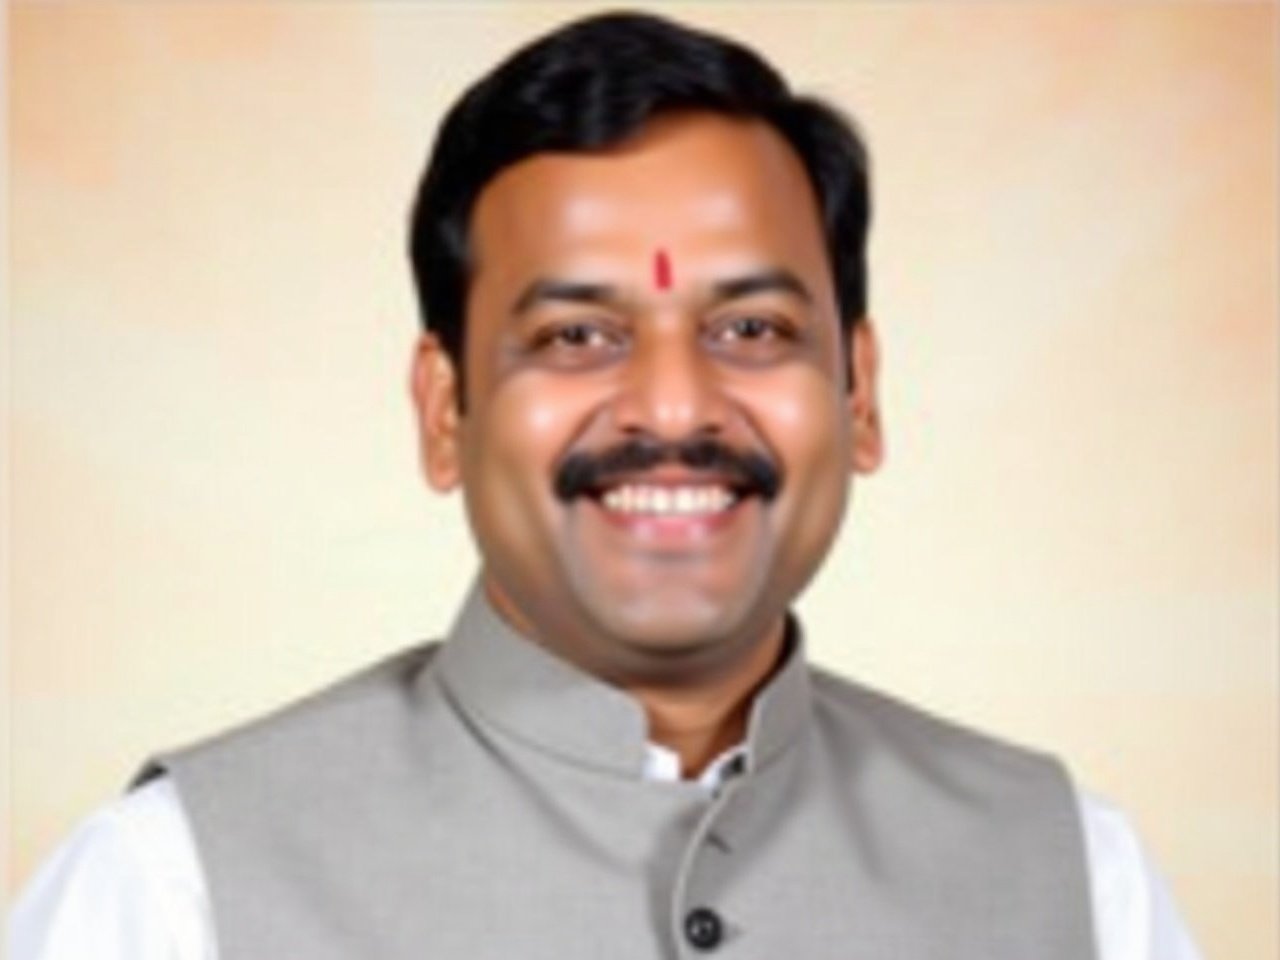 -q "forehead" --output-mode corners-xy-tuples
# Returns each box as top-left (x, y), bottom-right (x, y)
(468, 113), (830, 287)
